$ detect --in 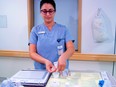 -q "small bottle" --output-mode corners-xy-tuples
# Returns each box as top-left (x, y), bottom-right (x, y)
(1, 79), (23, 87)
(60, 69), (69, 78)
